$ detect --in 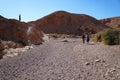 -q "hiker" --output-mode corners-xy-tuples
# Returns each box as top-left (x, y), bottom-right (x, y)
(86, 33), (90, 44)
(82, 33), (85, 43)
